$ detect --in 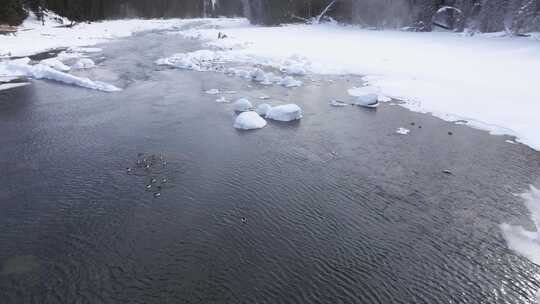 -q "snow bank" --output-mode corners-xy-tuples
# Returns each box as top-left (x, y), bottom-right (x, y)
(0, 58), (120, 92)
(501, 186), (540, 266)
(72, 58), (95, 70)
(266, 104), (303, 122)
(0, 12), (245, 59)
(234, 111), (267, 130)
(233, 98), (253, 112)
(180, 19), (540, 150)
